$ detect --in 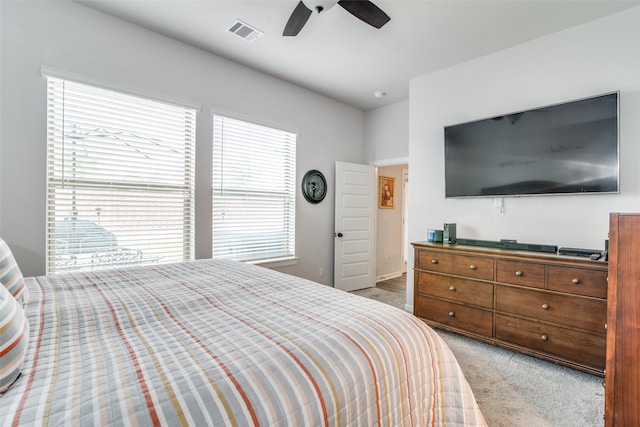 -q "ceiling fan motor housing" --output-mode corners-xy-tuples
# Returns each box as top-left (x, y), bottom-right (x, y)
(303, 0), (338, 13)
(284, 0), (390, 36)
